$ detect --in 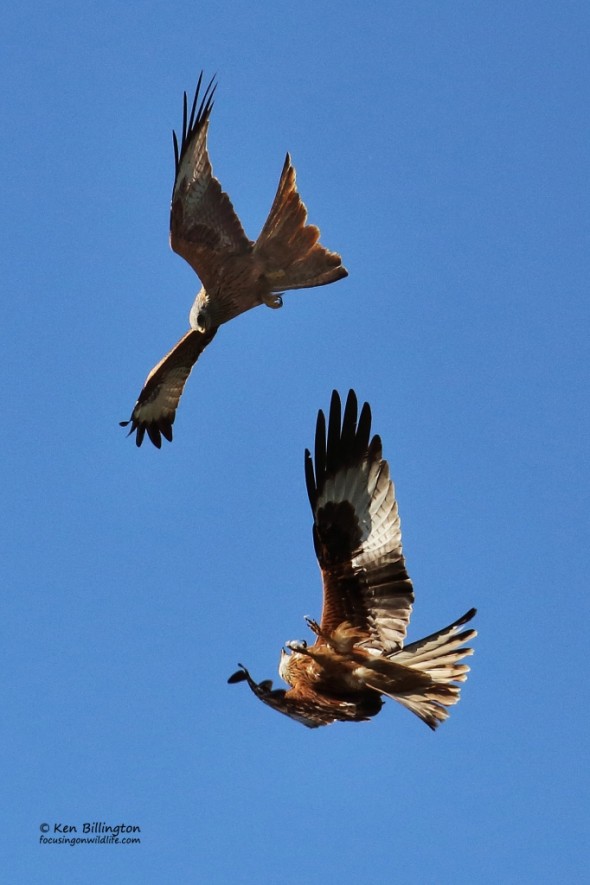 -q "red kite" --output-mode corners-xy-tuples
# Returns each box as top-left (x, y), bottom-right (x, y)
(121, 74), (347, 447)
(229, 391), (476, 729)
